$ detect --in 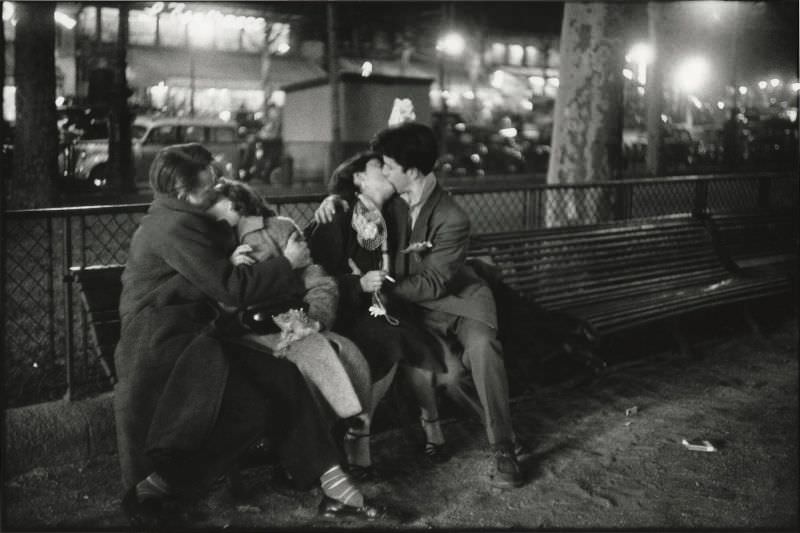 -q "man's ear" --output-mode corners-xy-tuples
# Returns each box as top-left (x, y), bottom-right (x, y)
(406, 167), (421, 181)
